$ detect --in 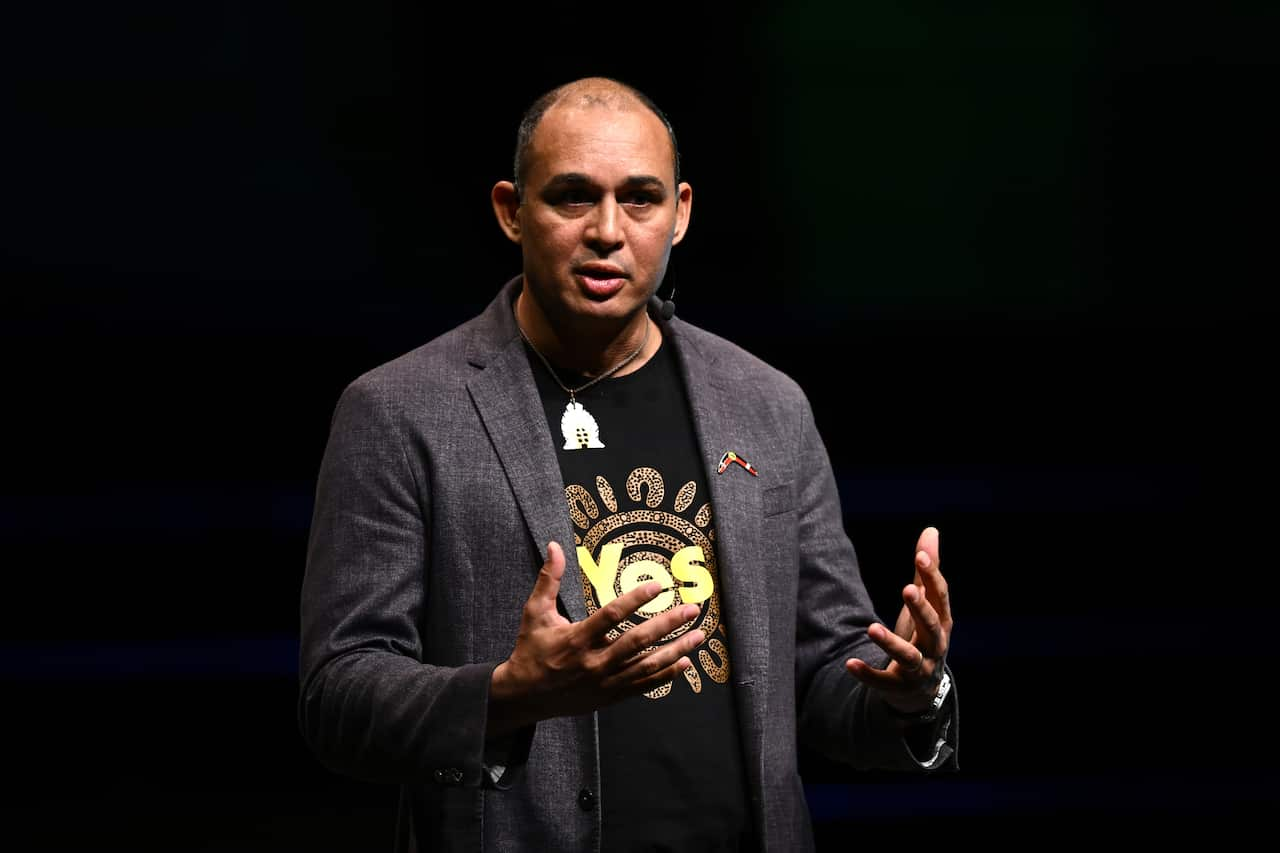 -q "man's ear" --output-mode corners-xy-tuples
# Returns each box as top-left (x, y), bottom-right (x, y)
(671, 182), (693, 246)
(491, 181), (522, 244)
